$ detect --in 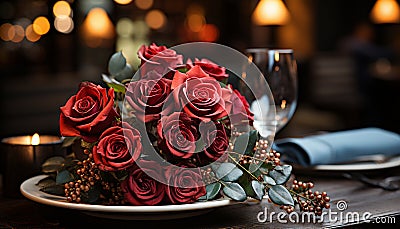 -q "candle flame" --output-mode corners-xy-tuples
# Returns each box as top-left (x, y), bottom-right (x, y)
(281, 100), (287, 109)
(31, 133), (40, 145)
